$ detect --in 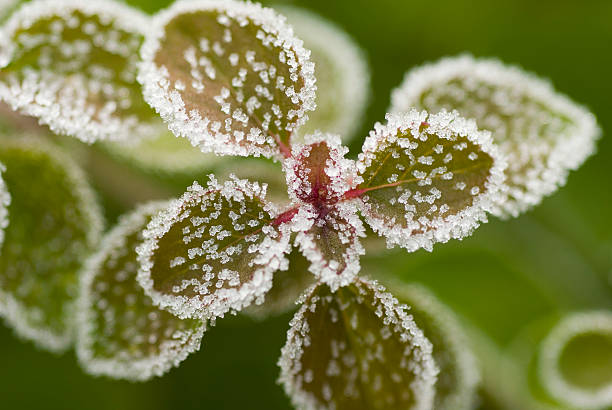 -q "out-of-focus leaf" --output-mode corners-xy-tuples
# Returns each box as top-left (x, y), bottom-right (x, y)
(277, 6), (369, 142)
(136, 176), (292, 320)
(0, 0), (159, 143)
(77, 201), (205, 381)
(390, 55), (600, 218)
(139, 0), (316, 159)
(278, 278), (438, 410)
(0, 137), (103, 351)
(538, 311), (612, 410)
(356, 110), (505, 252)
(392, 283), (480, 410)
